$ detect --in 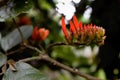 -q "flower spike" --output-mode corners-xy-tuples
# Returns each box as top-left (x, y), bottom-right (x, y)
(61, 15), (106, 46)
